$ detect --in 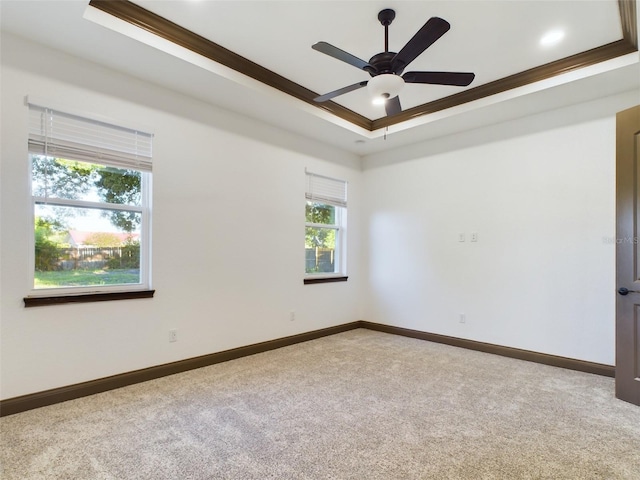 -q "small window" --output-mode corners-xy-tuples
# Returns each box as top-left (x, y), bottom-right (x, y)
(305, 171), (347, 279)
(27, 103), (152, 295)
